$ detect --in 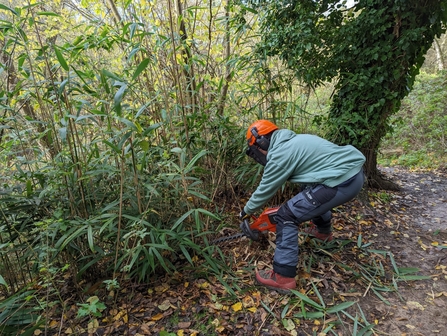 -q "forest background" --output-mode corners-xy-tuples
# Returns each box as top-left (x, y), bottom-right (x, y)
(1, 0), (447, 335)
